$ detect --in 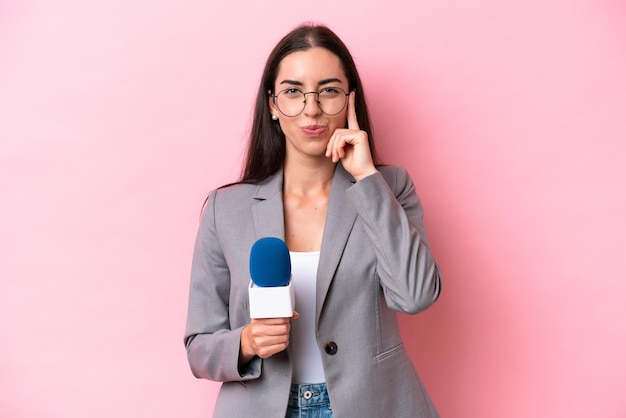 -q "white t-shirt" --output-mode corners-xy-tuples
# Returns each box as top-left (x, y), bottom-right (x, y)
(289, 251), (326, 384)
